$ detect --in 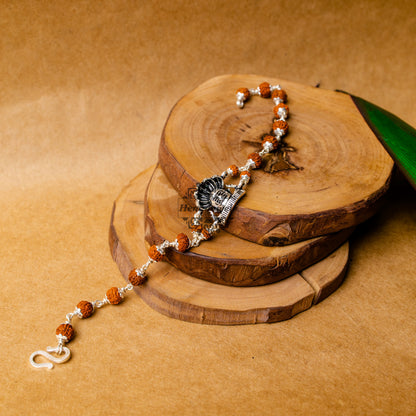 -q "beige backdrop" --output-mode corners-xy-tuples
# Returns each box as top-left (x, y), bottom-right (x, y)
(1, 1), (415, 415)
